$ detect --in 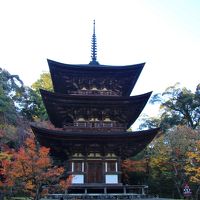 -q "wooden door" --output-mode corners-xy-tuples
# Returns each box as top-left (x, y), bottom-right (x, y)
(87, 161), (103, 183)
